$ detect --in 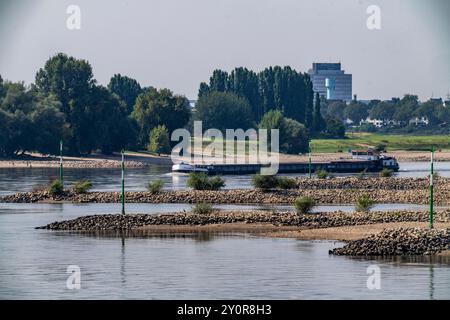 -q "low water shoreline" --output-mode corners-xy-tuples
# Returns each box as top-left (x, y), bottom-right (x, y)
(36, 209), (450, 256)
(3, 177), (450, 205)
